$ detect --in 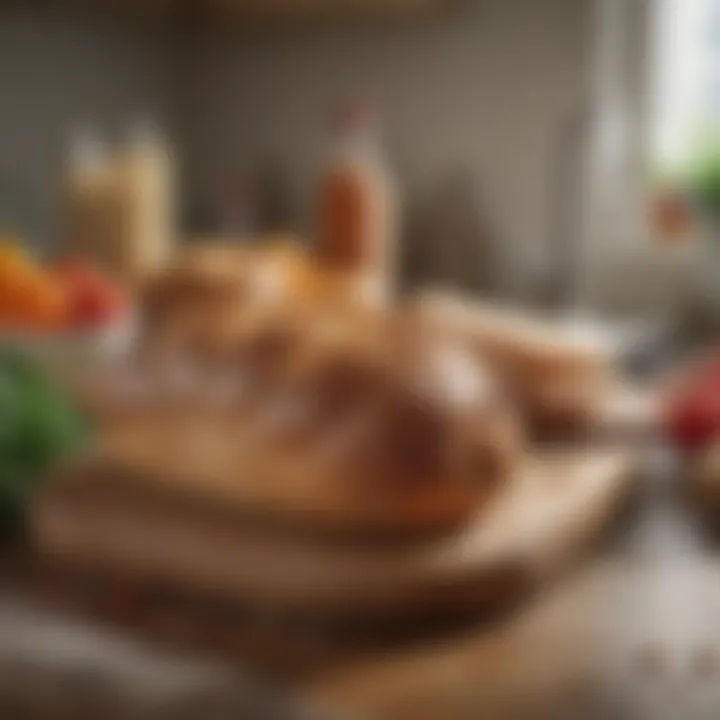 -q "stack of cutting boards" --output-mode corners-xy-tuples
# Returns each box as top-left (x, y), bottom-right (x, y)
(33, 449), (637, 617)
(29, 287), (652, 620)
